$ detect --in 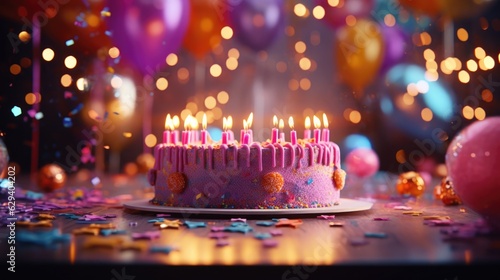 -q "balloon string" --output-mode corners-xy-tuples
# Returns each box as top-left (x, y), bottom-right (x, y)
(443, 17), (454, 58)
(31, 23), (41, 184)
